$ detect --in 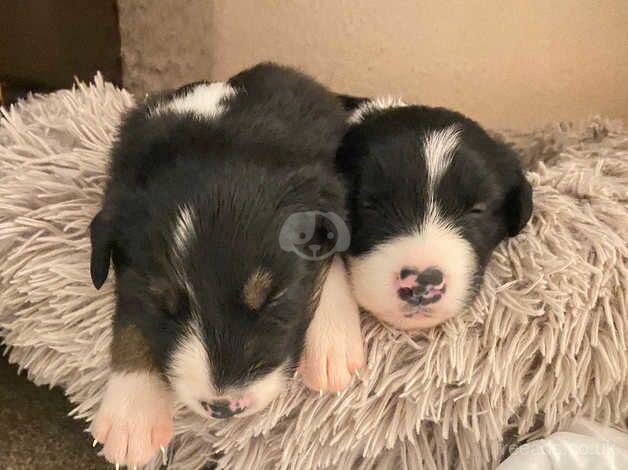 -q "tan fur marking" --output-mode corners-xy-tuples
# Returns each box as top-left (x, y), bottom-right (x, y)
(243, 268), (273, 310)
(111, 323), (156, 372)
